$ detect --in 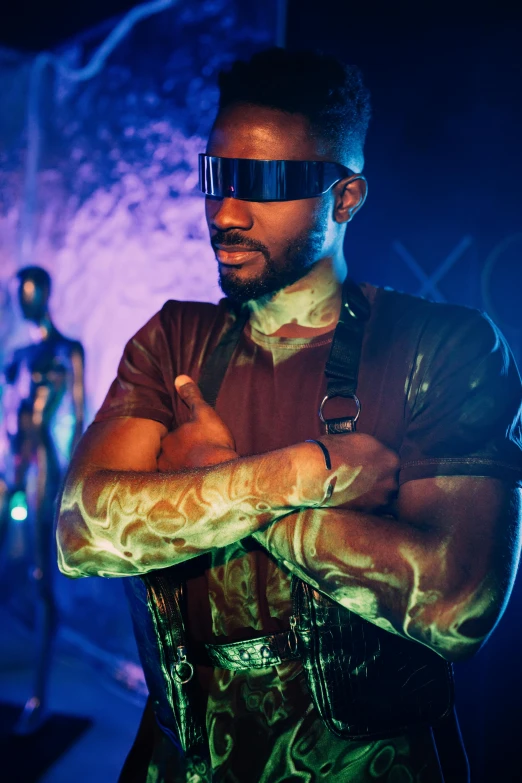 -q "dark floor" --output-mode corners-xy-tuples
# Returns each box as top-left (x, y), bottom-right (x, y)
(0, 605), (144, 783)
